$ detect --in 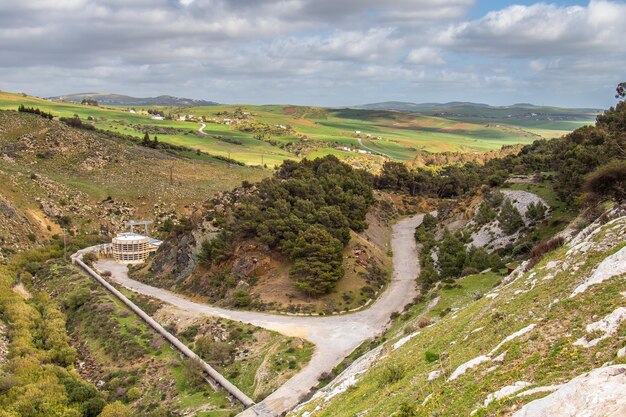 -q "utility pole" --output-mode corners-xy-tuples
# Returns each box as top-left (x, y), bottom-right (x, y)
(169, 165), (174, 186)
